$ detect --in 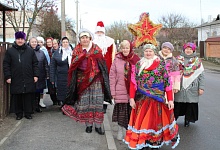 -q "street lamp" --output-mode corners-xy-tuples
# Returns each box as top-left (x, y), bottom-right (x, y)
(80, 12), (88, 29)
